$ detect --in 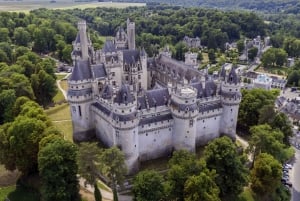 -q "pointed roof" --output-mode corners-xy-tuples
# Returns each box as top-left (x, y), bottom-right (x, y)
(220, 64), (226, 79)
(101, 84), (113, 99)
(103, 39), (116, 53)
(228, 66), (238, 84)
(69, 60), (92, 81)
(114, 84), (134, 104)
